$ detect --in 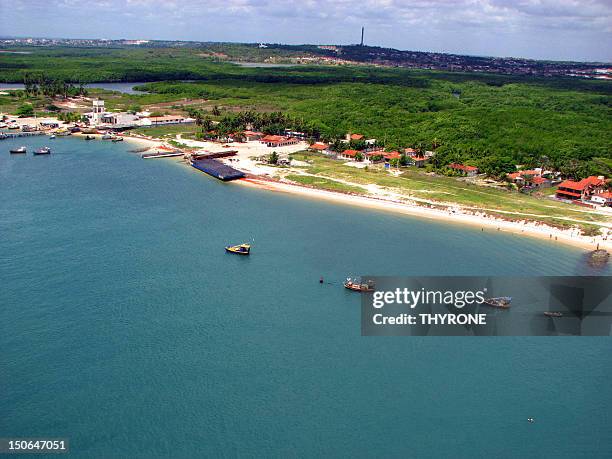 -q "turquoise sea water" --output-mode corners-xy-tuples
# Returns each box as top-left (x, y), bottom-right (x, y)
(1, 137), (610, 458)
